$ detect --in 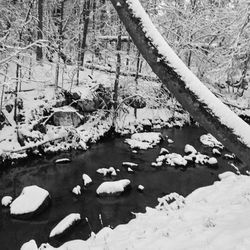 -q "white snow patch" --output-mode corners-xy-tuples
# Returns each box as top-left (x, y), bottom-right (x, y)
(96, 167), (116, 176)
(122, 162), (138, 167)
(125, 132), (161, 150)
(21, 240), (38, 250)
(200, 134), (223, 148)
(82, 174), (92, 186)
(138, 185), (144, 191)
(218, 171), (236, 180)
(10, 185), (49, 215)
(1, 196), (13, 207)
(184, 144), (197, 154)
(49, 213), (81, 238)
(72, 185), (81, 195)
(96, 179), (131, 196)
(55, 158), (71, 164)
(207, 157), (218, 165)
